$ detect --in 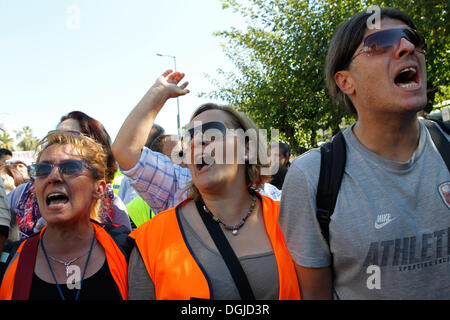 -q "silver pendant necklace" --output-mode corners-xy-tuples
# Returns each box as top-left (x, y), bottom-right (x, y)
(47, 252), (90, 277)
(203, 194), (257, 235)
(40, 227), (96, 301)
